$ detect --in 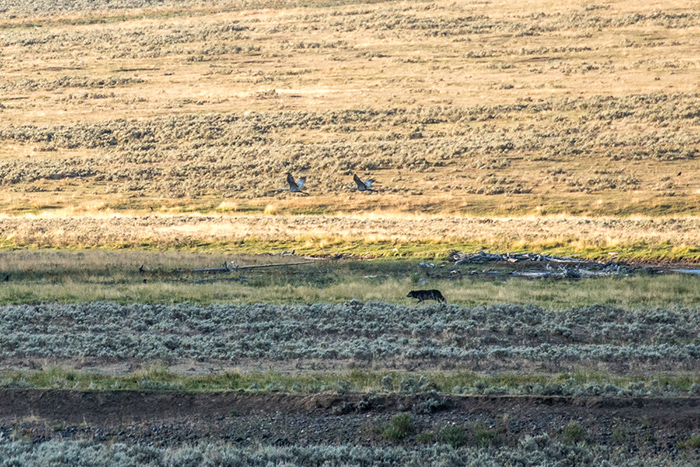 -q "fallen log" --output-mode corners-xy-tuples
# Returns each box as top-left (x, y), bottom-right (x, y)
(450, 250), (606, 266)
(191, 260), (315, 273)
